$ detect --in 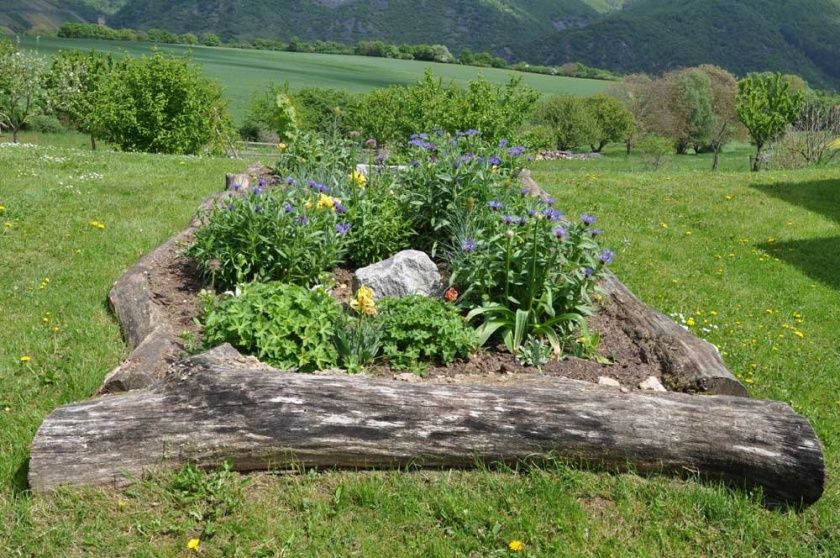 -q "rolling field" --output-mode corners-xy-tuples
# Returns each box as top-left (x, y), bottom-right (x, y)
(0, 135), (838, 555)
(19, 36), (609, 119)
